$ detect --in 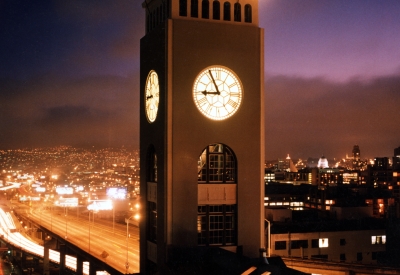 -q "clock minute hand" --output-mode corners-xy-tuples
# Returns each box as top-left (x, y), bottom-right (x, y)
(208, 70), (220, 95)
